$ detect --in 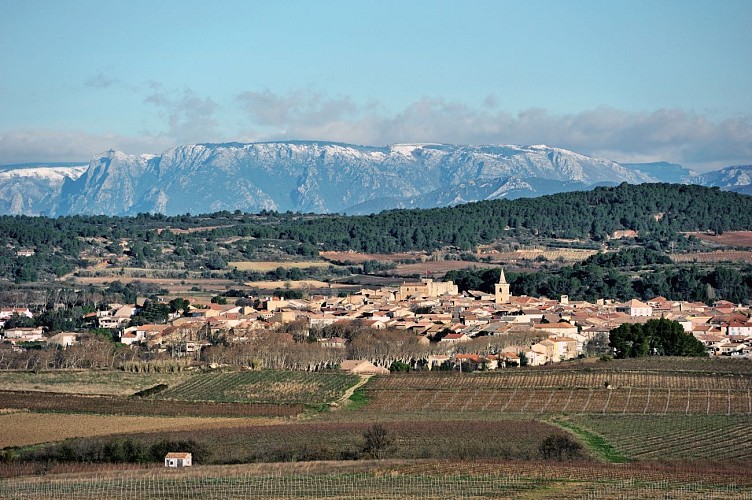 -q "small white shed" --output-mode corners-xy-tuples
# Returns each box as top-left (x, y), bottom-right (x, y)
(164, 452), (192, 467)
